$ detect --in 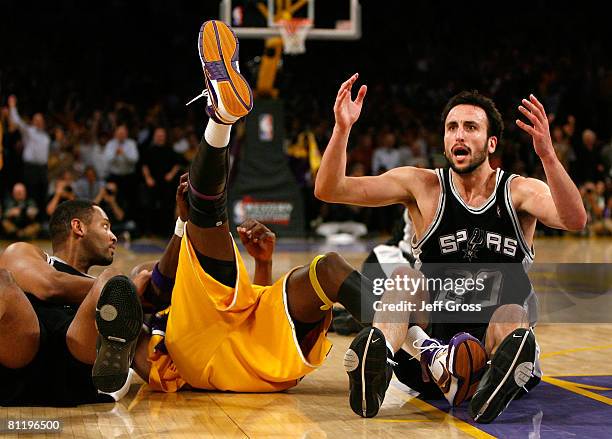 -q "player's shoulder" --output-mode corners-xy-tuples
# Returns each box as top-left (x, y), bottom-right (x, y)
(386, 166), (438, 183)
(509, 174), (549, 195)
(508, 175), (550, 208)
(0, 241), (46, 260)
